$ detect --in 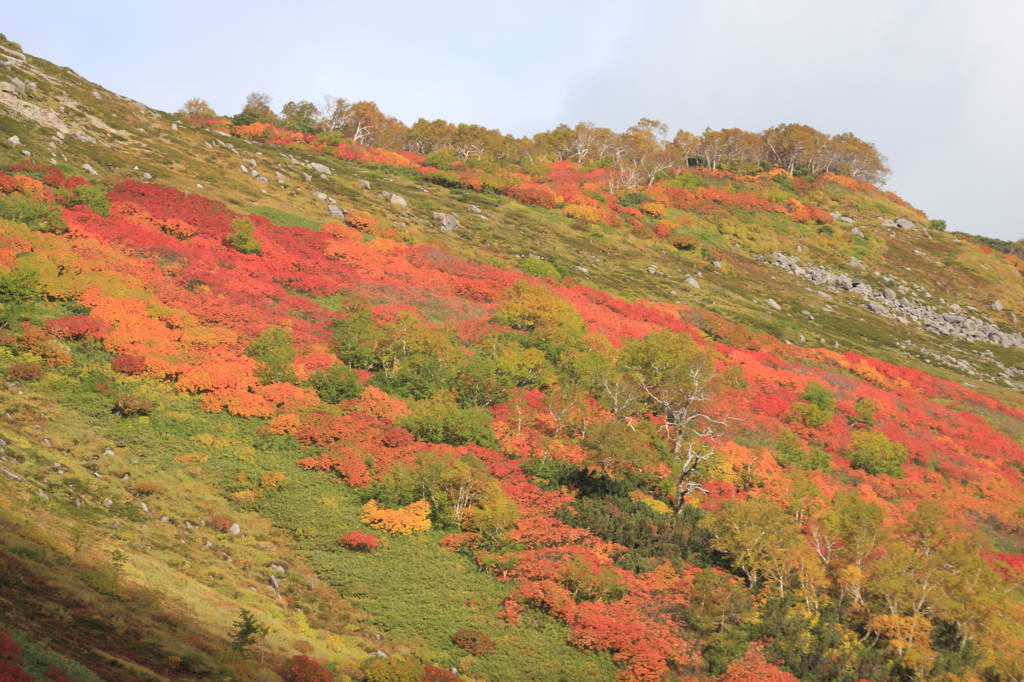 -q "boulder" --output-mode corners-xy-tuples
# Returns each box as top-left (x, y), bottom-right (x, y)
(765, 298), (782, 311)
(269, 575), (281, 590)
(0, 467), (21, 482)
(433, 212), (459, 232)
(574, 266), (589, 275)
(880, 219), (897, 228)
(102, 498), (113, 507)
(850, 257), (864, 269)
(0, 82), (18, 95)
(851, 227), (865, 238)
(6, 135), (20, 146)
(817, 291), (833, 301)
(360, 179), (371, 190)
(712, 261), (722, 268)
(868, 301), (888, 315)
(684, 277), (700, 289)
(82, 163), (98, 176)
(309, 162), (331, 175)
(228, 523), (241, 536)
(467, 204), (482, 213)
(896, 218), (916, 230)
(327, 205), (345, 219)
(883, 288), (896, 301)
(312, 191), (327, 201)
(992, 300), (1004, 312)
(389, 193), (408, 207)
